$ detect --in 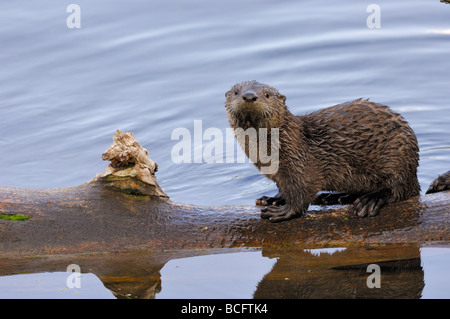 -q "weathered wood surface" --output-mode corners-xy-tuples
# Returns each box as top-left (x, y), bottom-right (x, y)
(0, 180), (449, 258)
(0, 130), (449, 258)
